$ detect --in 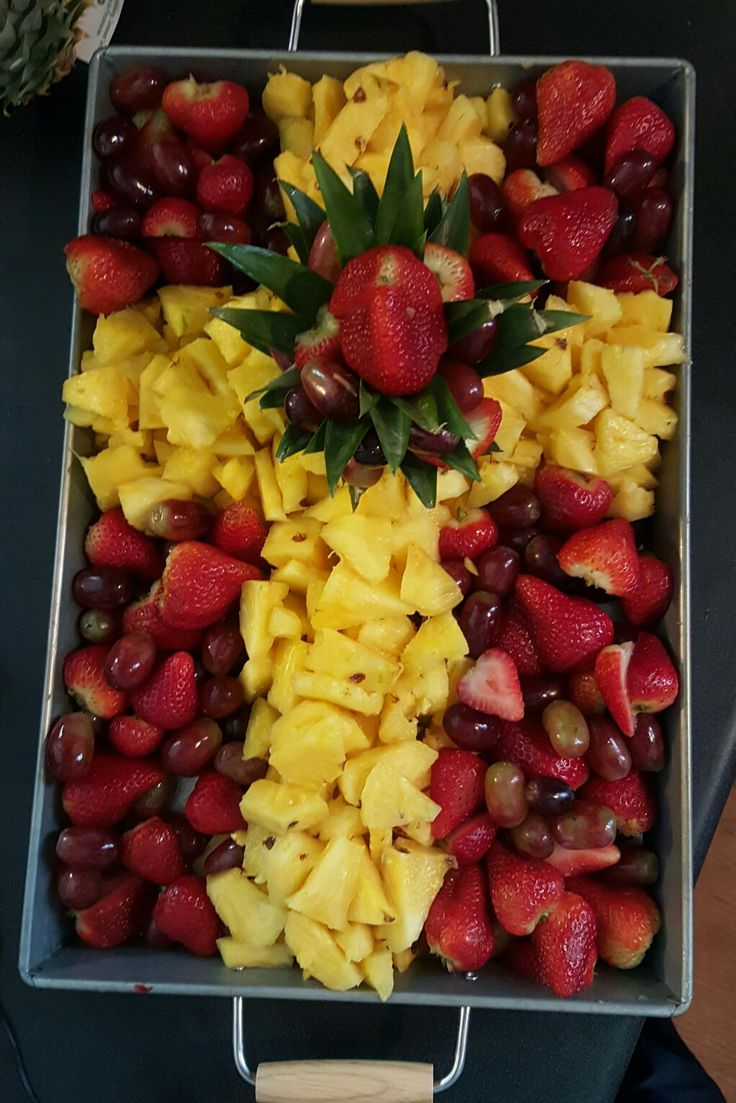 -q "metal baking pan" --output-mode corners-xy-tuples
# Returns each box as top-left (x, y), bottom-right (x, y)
(20, 42), (694, 1017)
